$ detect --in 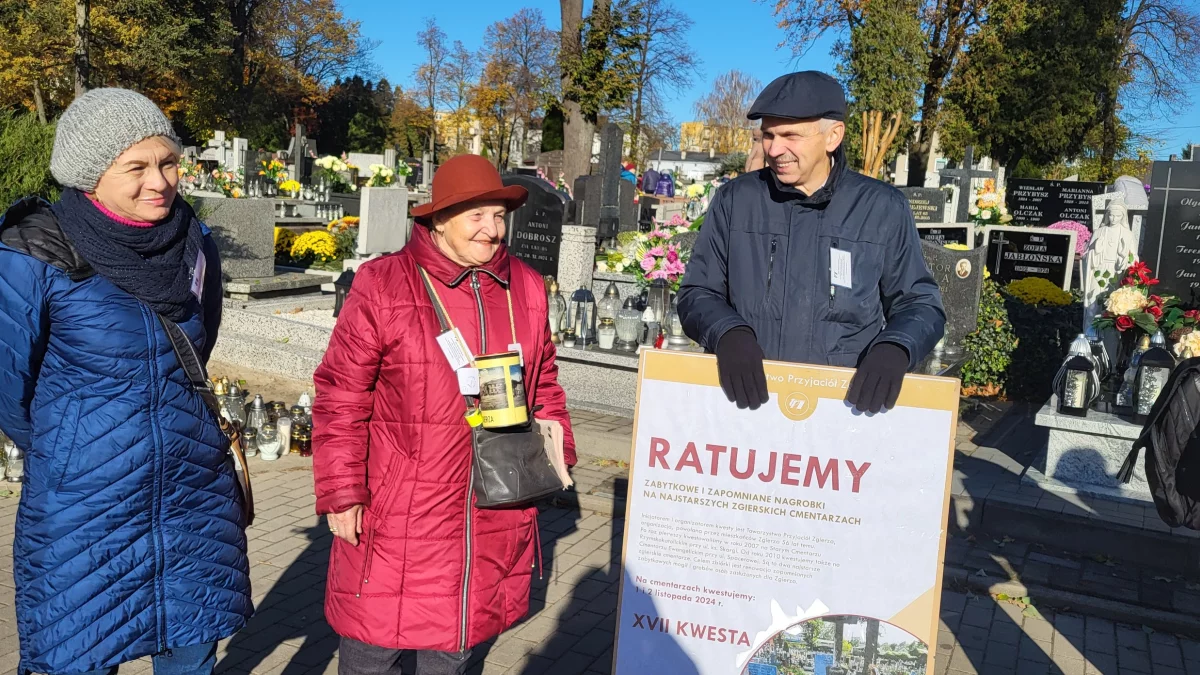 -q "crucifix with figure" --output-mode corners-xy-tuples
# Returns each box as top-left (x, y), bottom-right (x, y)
(988, 230), (1011, 276)
(940, 146), (999, 222)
